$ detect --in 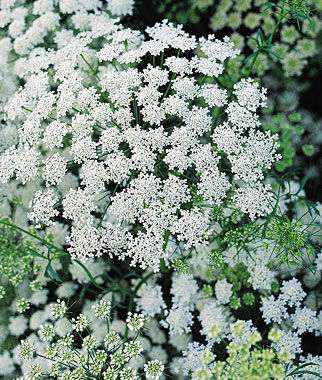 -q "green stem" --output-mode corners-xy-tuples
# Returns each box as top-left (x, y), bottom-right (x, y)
(74, 260), (109, 292)
(0, 220), (67, 255)
(160, 51), (165, 69)
(22, 106), (32, 112)
(97, 183), (119, 228)
(160, 73), (177, 103)
(246, 10), (290, 76)
(111, 59), (119, 72)
(80, 54), (100, 80)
